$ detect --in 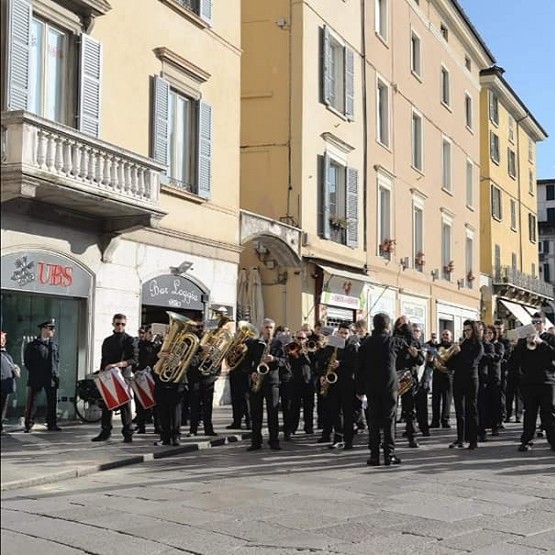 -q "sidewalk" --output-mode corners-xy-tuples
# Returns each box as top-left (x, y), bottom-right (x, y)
(0, 406), (250, 491)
